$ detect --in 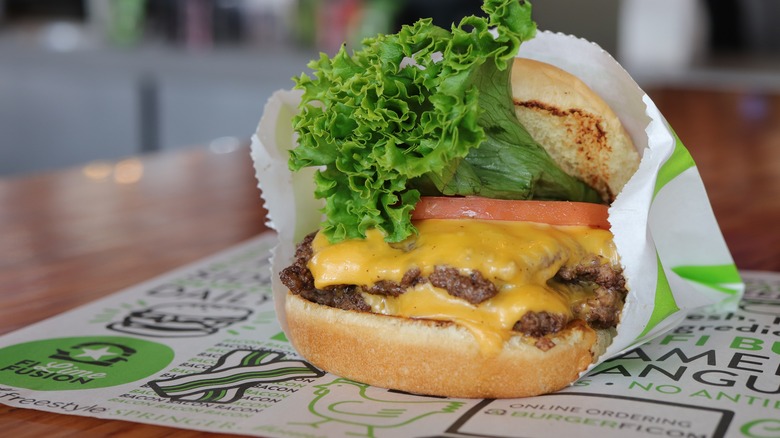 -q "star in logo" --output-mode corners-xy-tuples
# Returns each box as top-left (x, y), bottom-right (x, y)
(74, 346), (120, 361)
(50, 341), (136, 366)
